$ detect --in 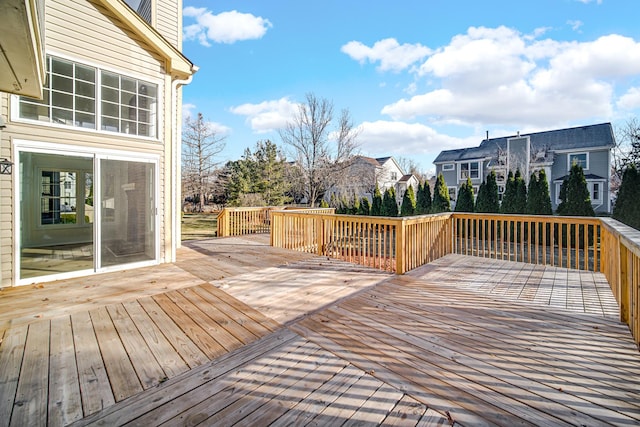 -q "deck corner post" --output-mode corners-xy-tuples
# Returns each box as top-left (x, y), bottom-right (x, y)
(396, 218), (406, 274)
